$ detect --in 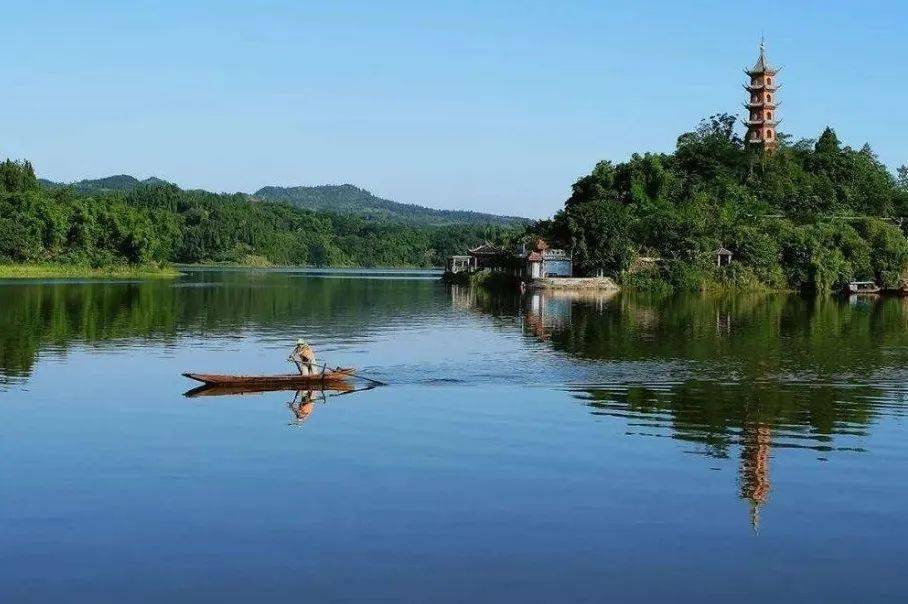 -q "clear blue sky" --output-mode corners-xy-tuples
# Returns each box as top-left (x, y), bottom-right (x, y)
(2, 1), (904, 218)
